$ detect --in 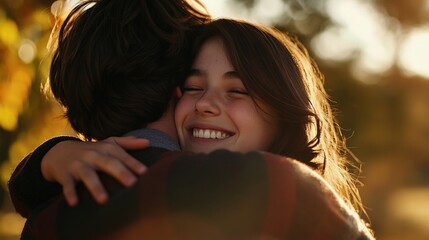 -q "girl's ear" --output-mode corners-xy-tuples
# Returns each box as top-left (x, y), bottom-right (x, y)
(175, 86), (182, 98)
